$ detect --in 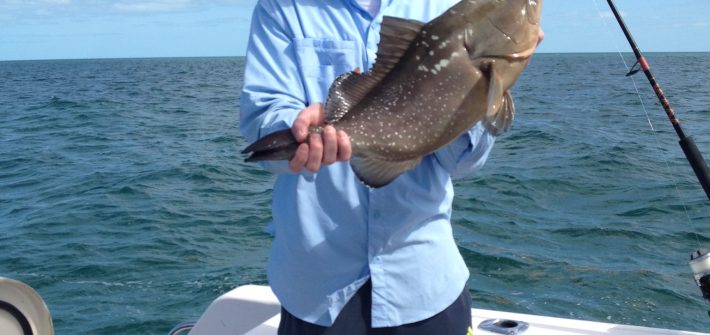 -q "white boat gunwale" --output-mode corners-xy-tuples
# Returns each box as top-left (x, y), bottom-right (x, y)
(185, 284), (710, 335)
